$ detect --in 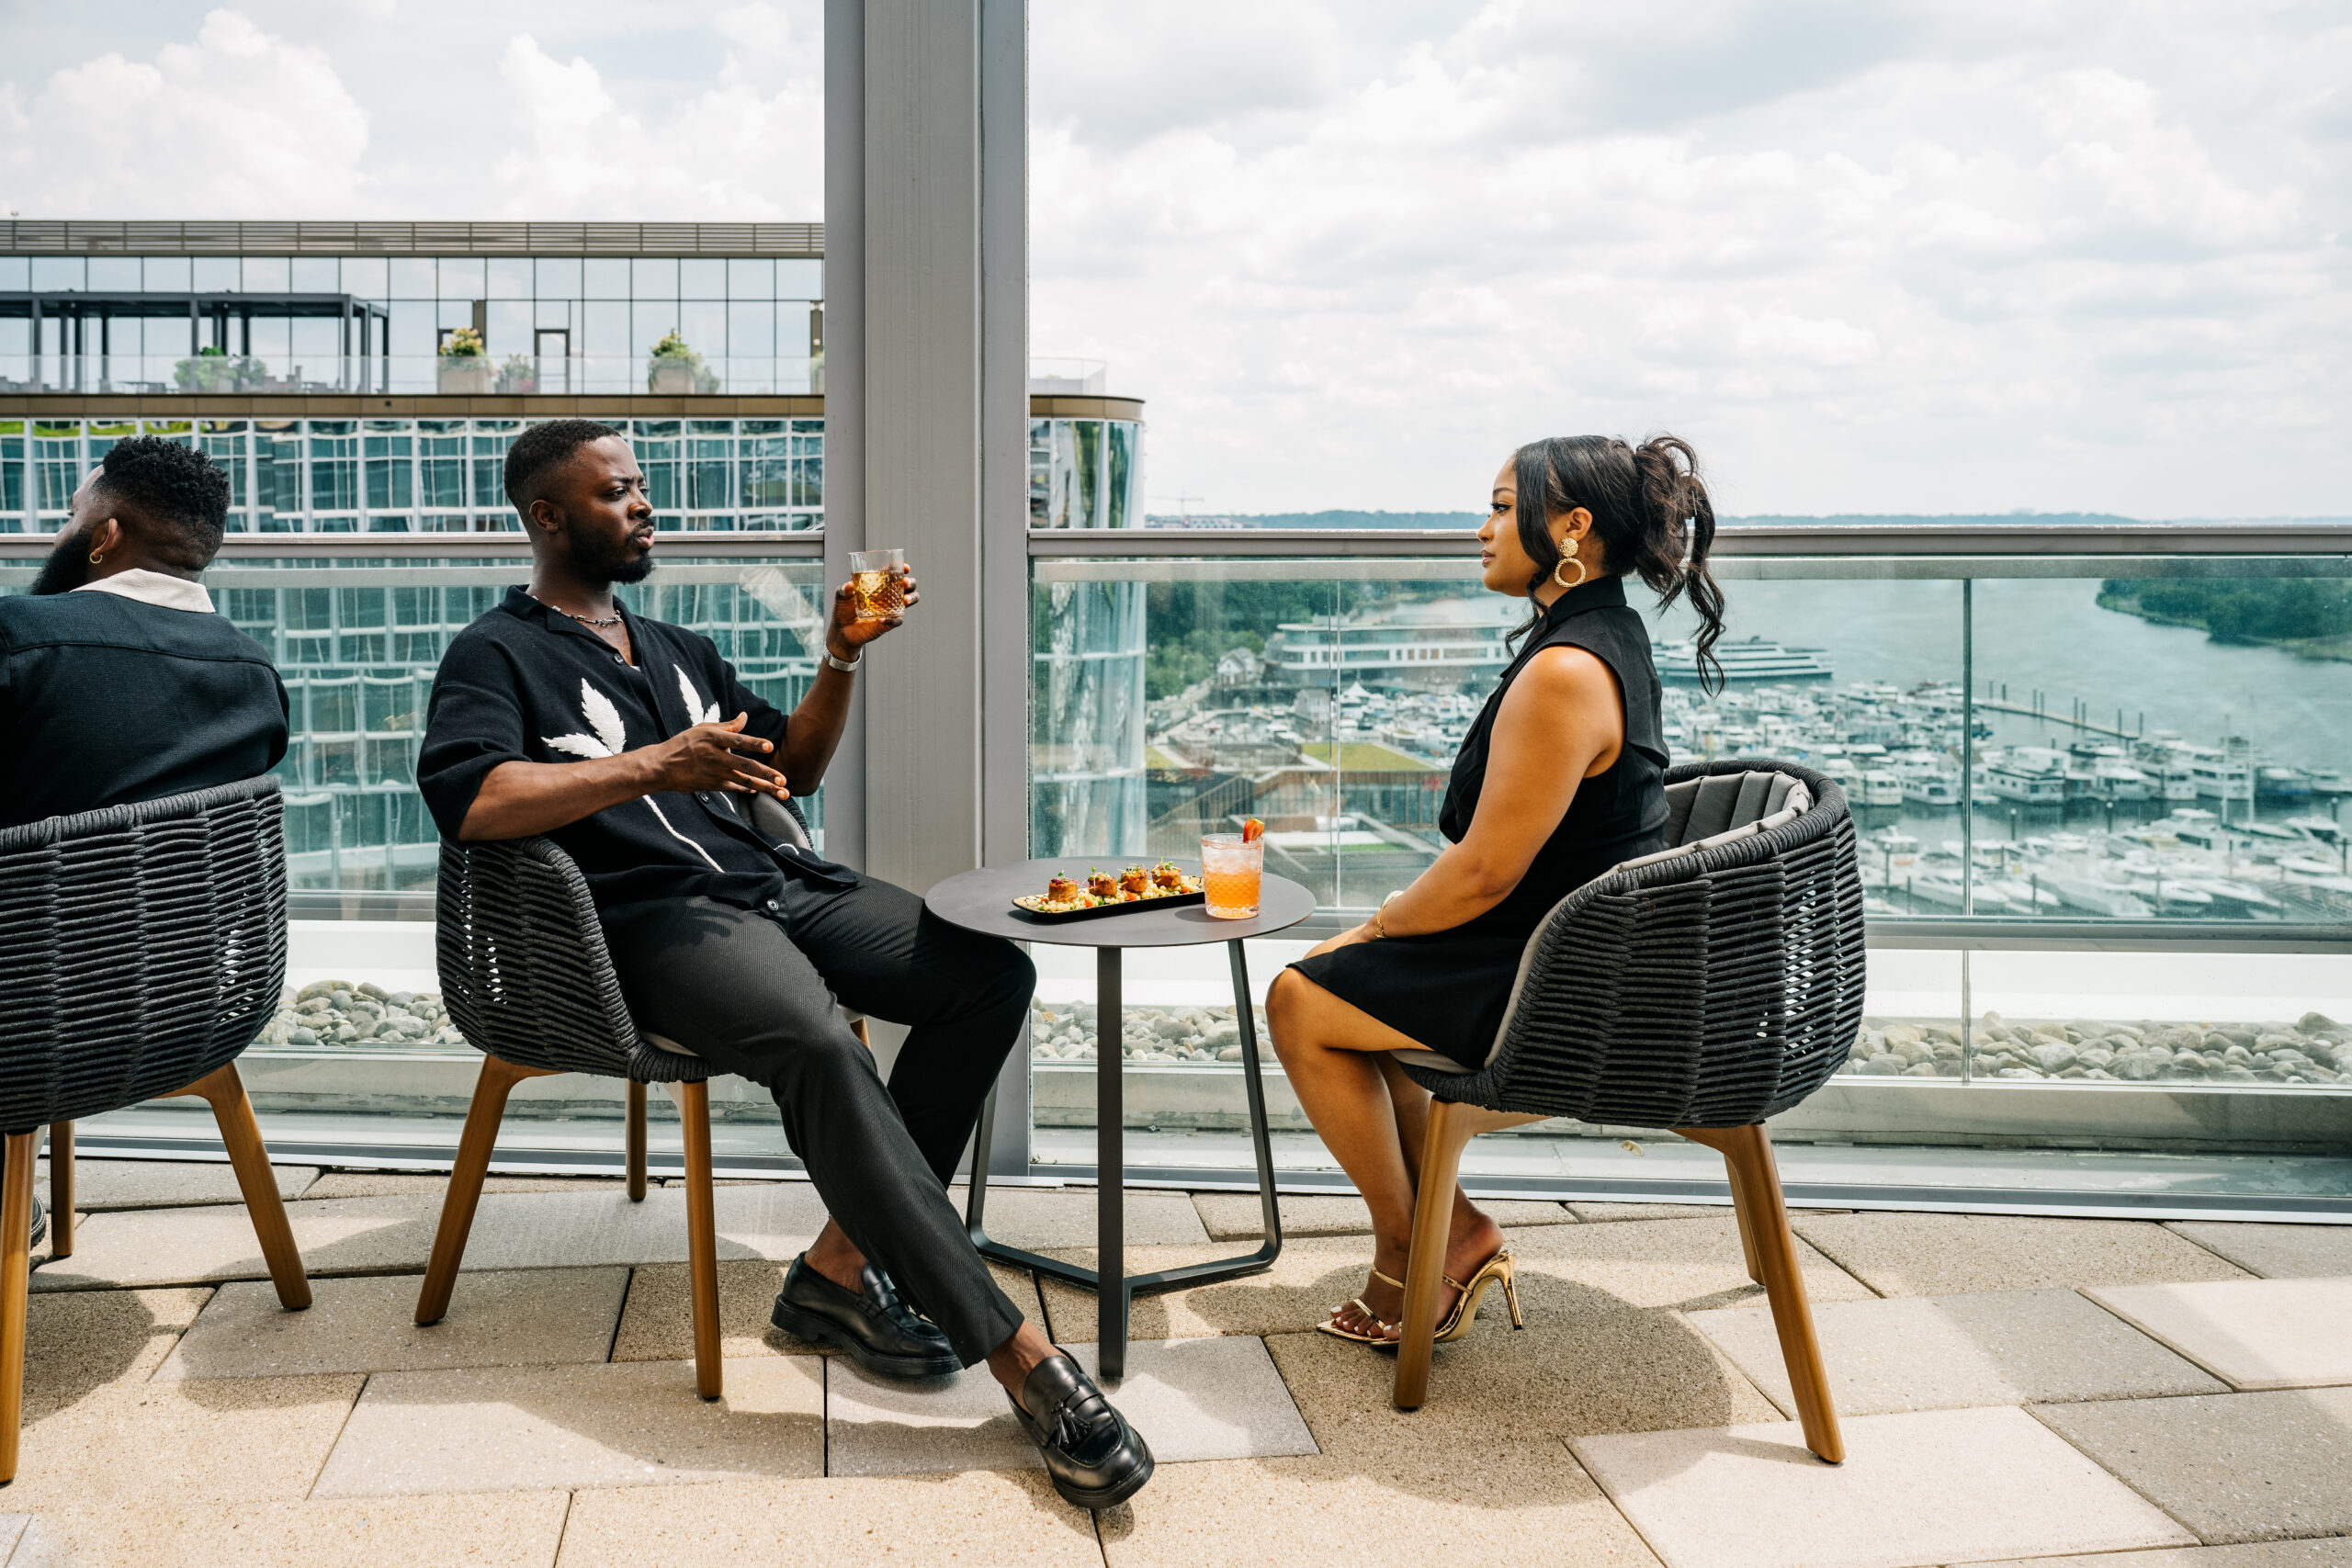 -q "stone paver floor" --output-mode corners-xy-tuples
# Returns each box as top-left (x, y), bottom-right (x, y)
(1, 1160), (2346, 1565)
